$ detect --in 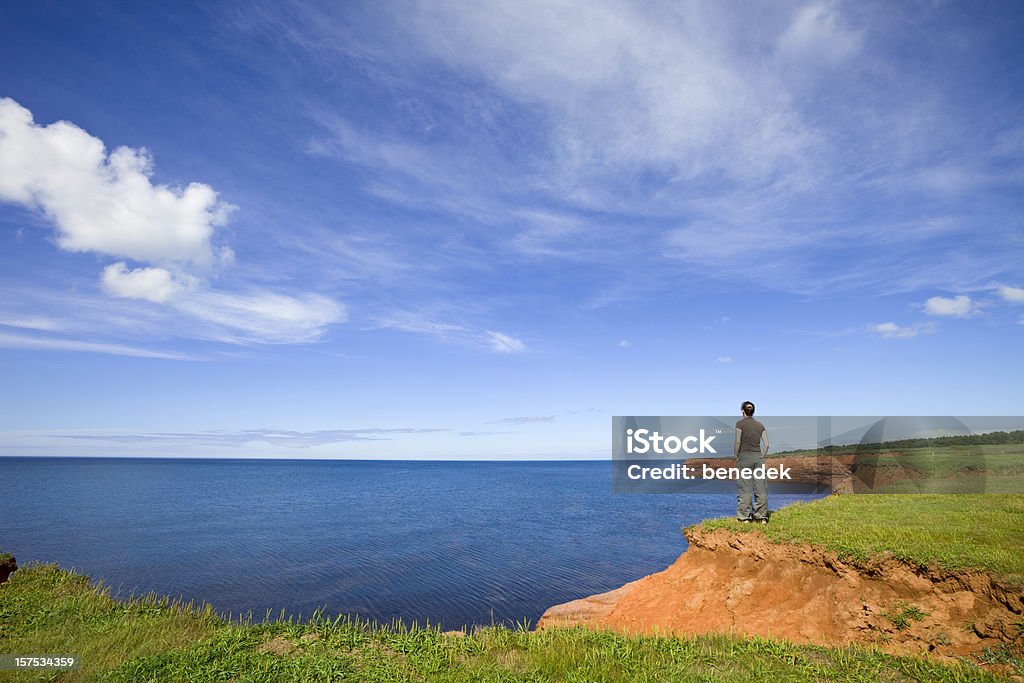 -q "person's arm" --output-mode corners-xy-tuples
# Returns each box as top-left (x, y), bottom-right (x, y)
(734, 428), (742, 457)
(761, 430), (769, 457)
